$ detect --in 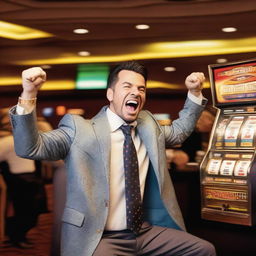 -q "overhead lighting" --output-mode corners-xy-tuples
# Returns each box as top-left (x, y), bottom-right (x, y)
(0, 77), (21, 86)
(152, 40), (221, 50)
(0, 20), (53, 40)
(0, 77), (75, 89)
(164, 66), (176, 72)
(16, 37), (256, 65)
(135, 24), (150, 30)
(222, 27), (237, 33)
(73, 28), (89, 34)
(78, 51), (90, 56)
(216, 58), (228, 63)
(41, 80), (75, 90)
(147, 80), (180, 89)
